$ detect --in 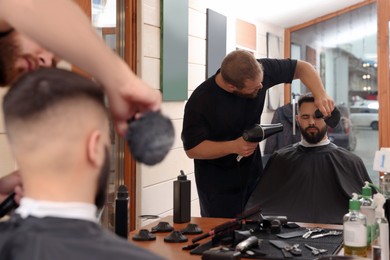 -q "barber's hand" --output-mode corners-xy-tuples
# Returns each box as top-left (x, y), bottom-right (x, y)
(0, 170), (23, 205)
(314, 93), (334, 118)
(105, 76), (162, 137)
(235, 137), (258, 158)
